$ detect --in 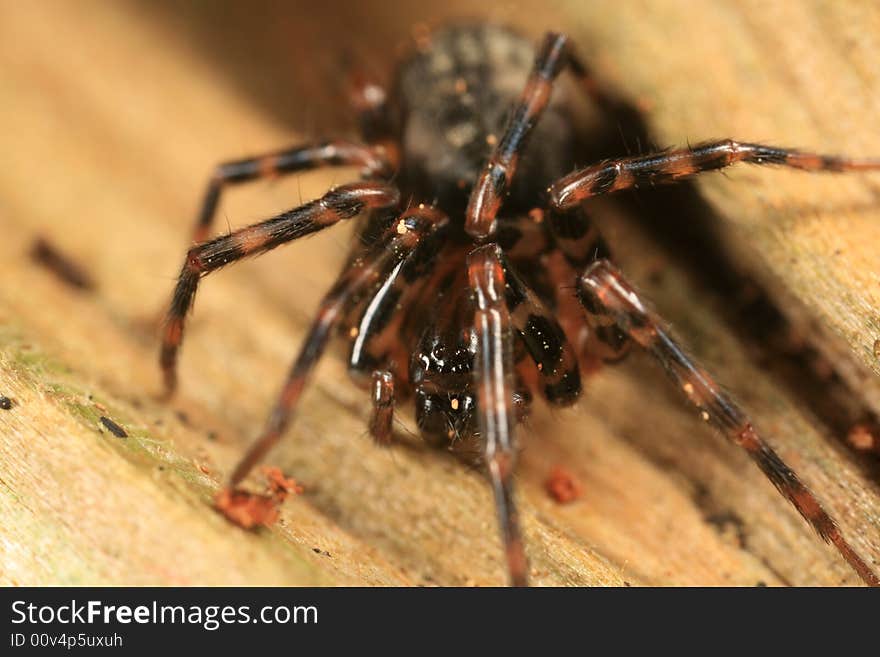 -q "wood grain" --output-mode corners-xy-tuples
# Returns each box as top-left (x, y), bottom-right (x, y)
(0, 0), (878, 586)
